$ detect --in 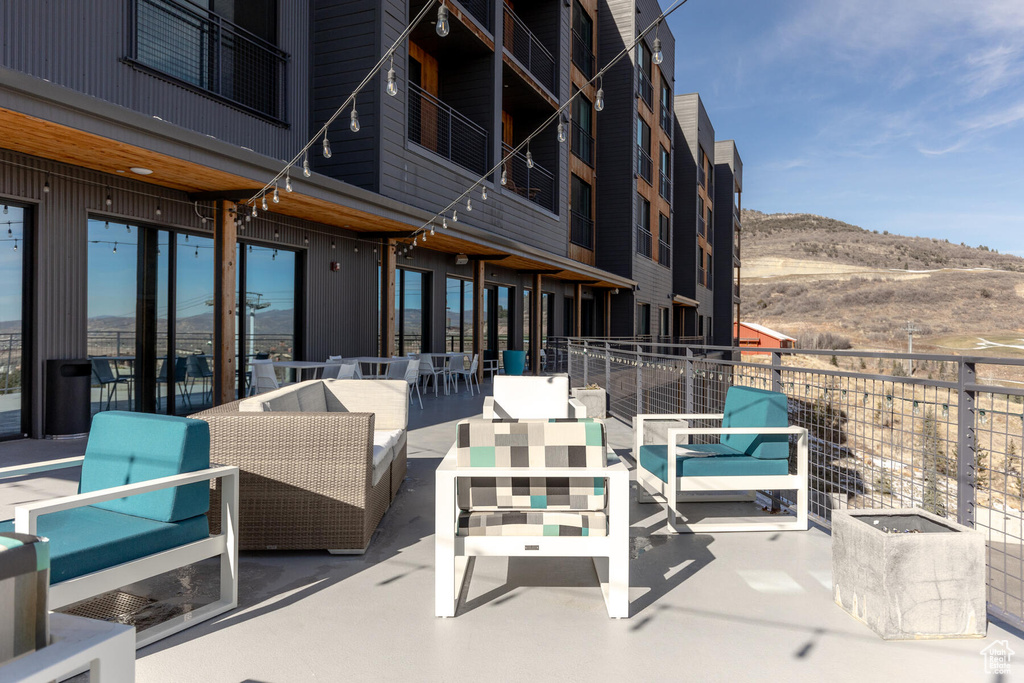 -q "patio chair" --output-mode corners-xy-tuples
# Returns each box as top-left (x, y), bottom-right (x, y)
(340, 358), (365, 379)
(449, 353), (480, 396)
(0, 411), (239, 648)
(248, 359), (279, 395)
(91, 358), (131, 410)
(403, 358), (423, 409)
(186, 354), (214, 404)
(157, 357), (190, 410)
(435, 418), (629, 618)
(483, 375), (586, 419)
(634, 385), (809, 533)
(418, 355), (448, 397)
